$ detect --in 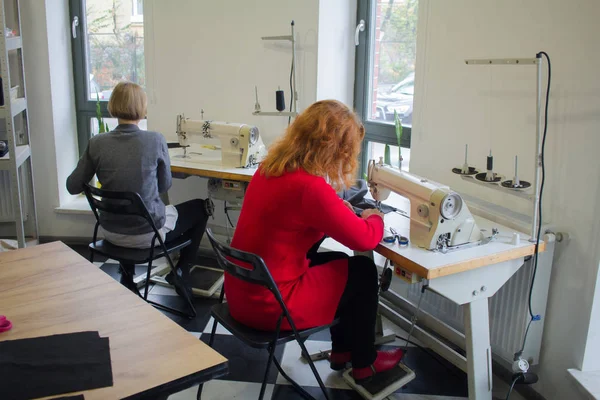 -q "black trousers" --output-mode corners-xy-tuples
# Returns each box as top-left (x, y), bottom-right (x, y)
(121, 199), (210, 281)
(307, 238), (379, 369)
